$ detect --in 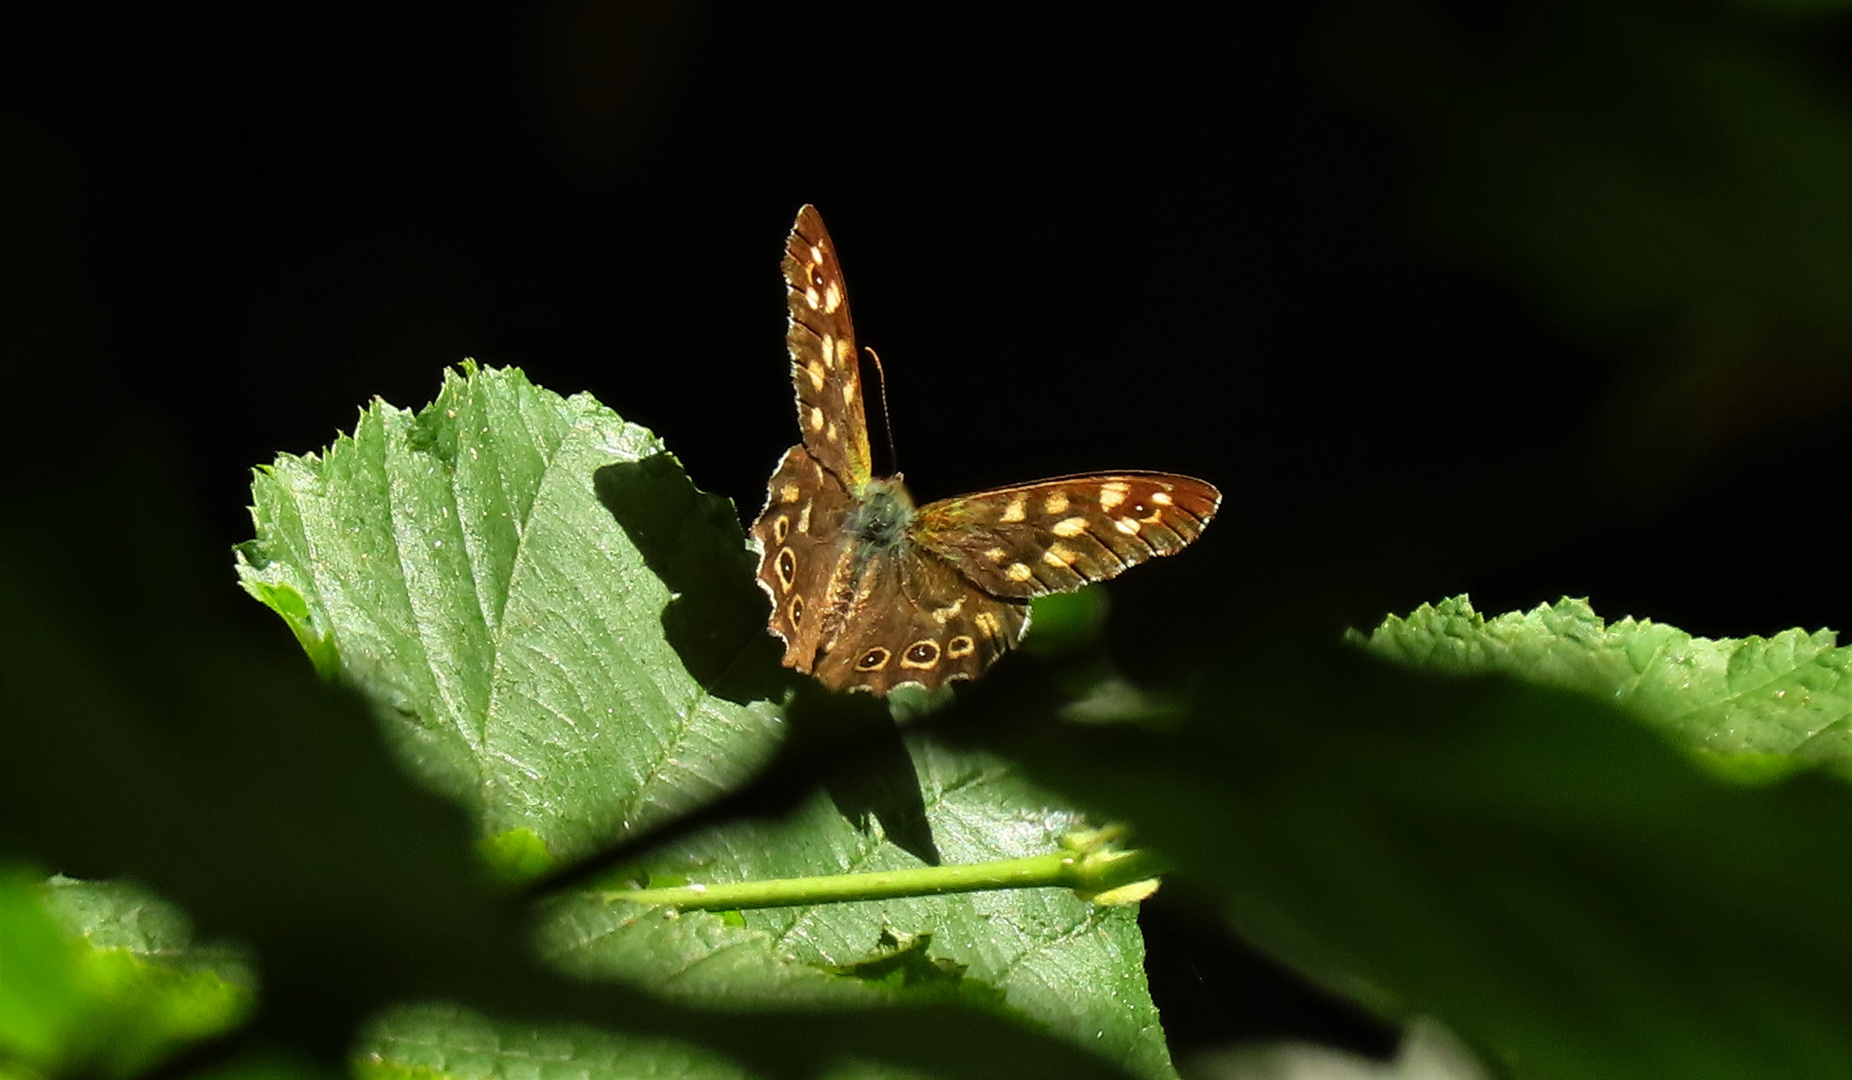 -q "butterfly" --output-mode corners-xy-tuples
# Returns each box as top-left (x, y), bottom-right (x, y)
(751, 205), (1220, 695)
